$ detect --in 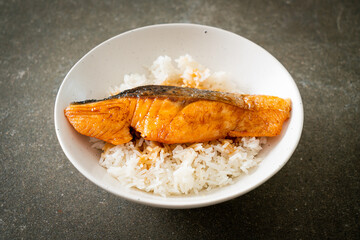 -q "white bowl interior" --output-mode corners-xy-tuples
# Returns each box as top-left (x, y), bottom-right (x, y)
(55, 24), (303, 208)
